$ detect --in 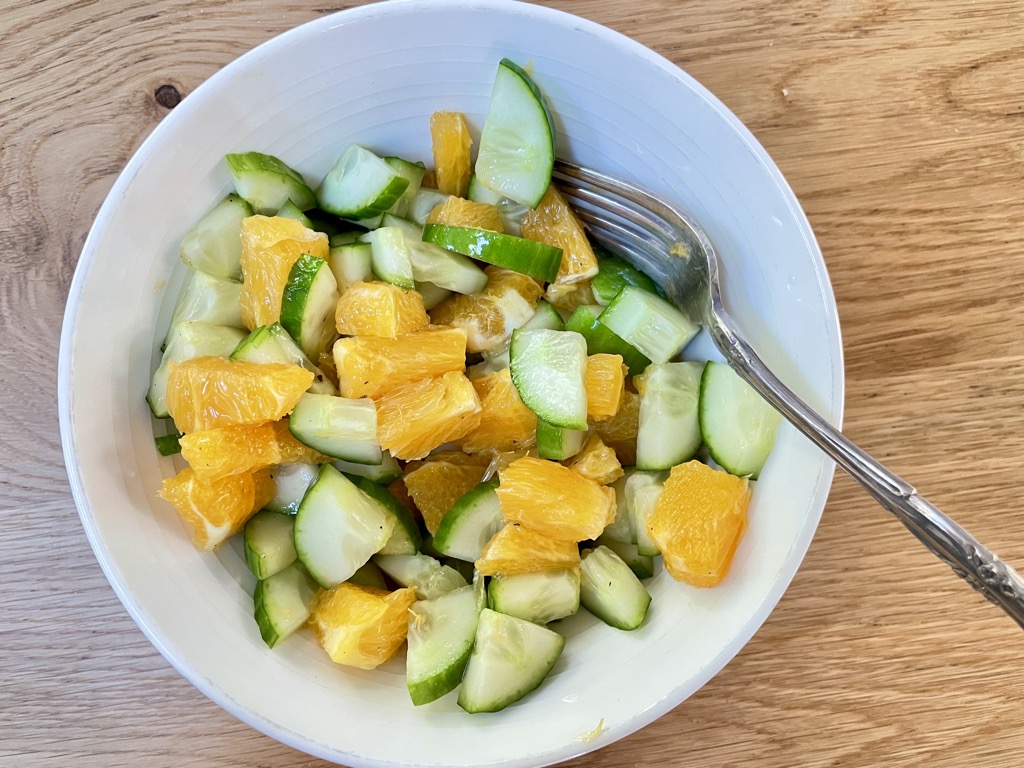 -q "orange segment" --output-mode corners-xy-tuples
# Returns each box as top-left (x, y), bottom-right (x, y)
(521, 186), (599, 284)
(427, 196), (504, 232)
(333, 327), (467, 399)
(178, 423), (281, 481)
(271, 419), (333, 464)
(585, 354), (626, 421)
(309, 583), (417, 670)
(157, 467), (272, 550)
(476, 523), (581, 576)
(166, 357), (314, 434)
(567, 434), (623, 486)
(544, 280), (595, 318)
(648, 460), (751, 587)
(460, 368), (538, 454)
(239, 215), (329, 330)
(429, 267), (542, 353)
(495, 456), (615, 542)
(430, 111), (473, 198)
(375, 371), (482, 460)
(403, 451), (489, 535)
(593, 389), (640, 465)
(335, 281), (429, 338)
